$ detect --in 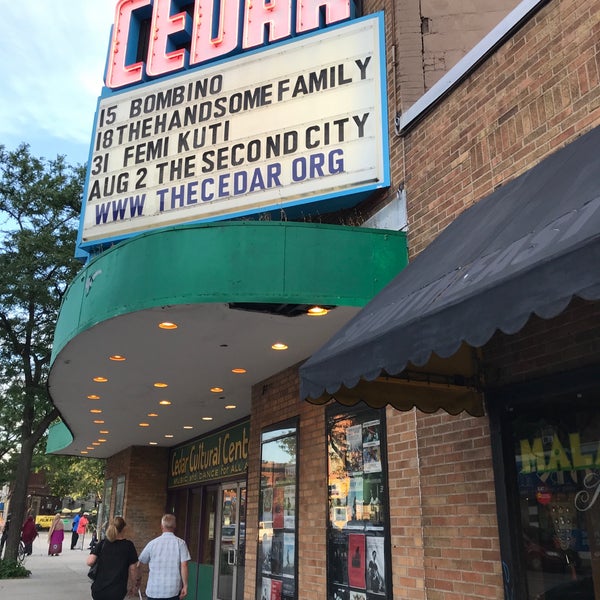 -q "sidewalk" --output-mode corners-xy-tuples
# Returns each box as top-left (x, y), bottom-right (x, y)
(0, 532), (92, 599)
